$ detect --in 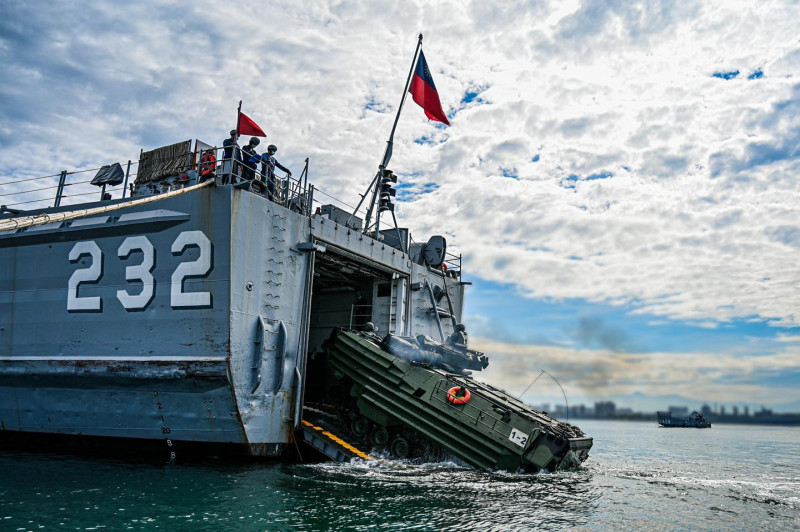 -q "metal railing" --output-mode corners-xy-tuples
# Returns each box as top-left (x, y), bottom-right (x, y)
(172, 143), (314, 216)
(442, 250), (462, 280)
(0, 165), (132, 213)
(0, 139), (315, 218)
